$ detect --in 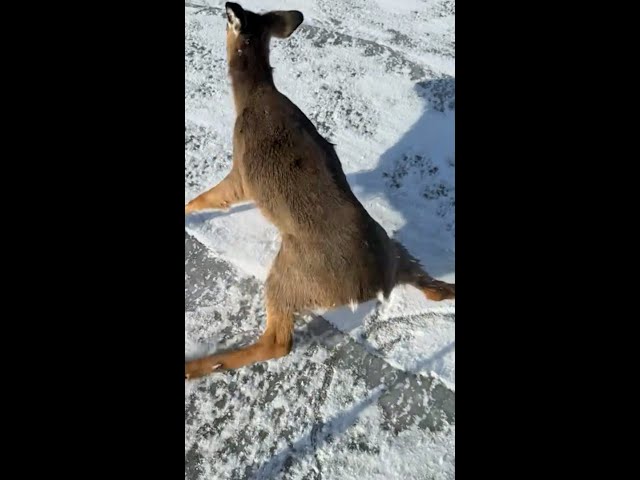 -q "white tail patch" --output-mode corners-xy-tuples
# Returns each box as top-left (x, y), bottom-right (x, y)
(349, 299), (358, 312)
(378, 289), (396, 310)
